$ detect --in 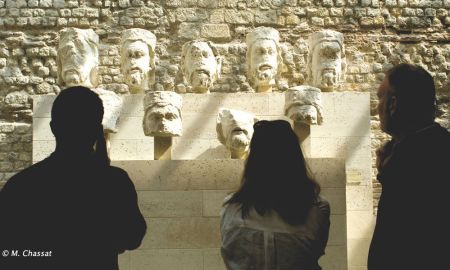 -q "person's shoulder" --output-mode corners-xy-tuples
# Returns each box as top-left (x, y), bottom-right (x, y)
(103, 165), (136, 189)
(2, 158), (51, 189)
